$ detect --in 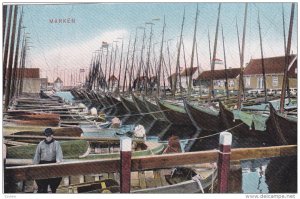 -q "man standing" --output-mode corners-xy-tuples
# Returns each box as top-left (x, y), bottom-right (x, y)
(33, 128), (63, 193)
